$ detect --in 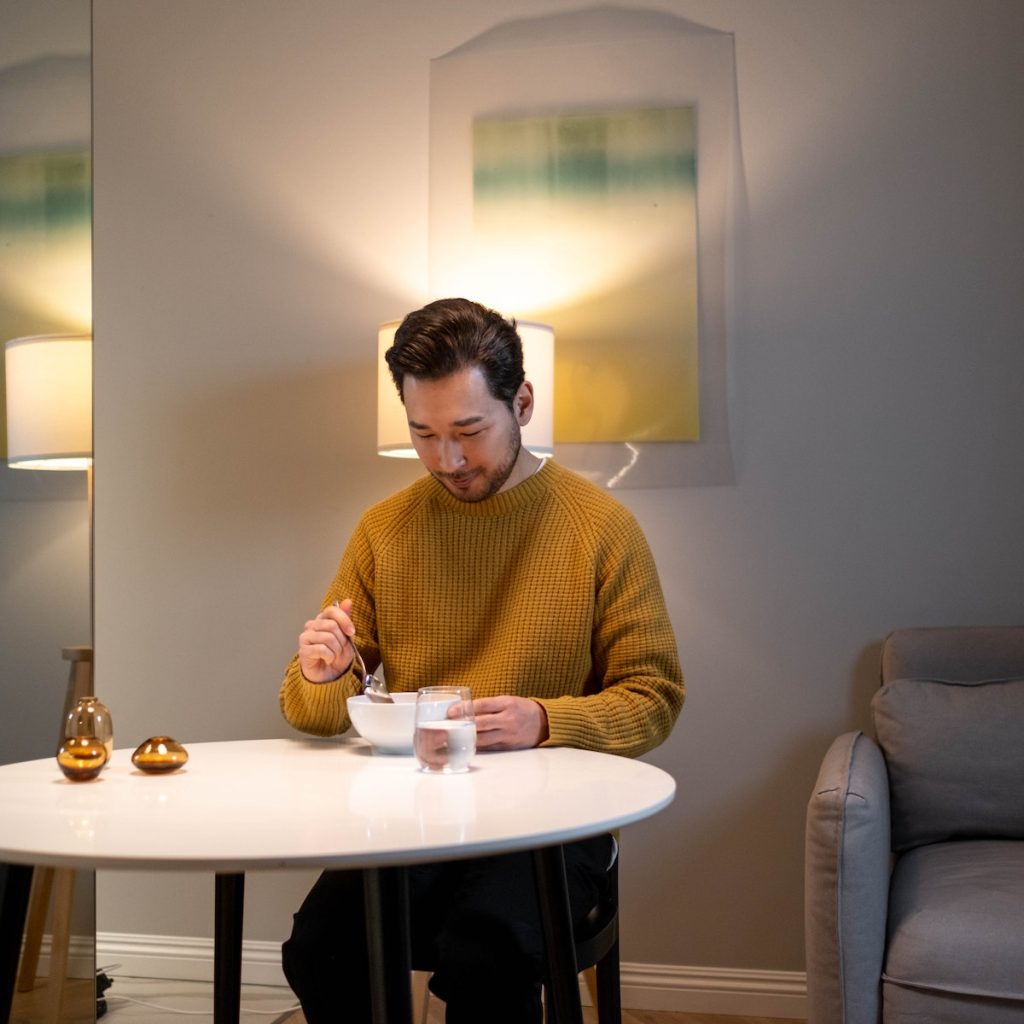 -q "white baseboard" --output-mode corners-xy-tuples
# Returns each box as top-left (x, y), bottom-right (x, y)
(97, 931), (286, 987)
(622, 963), (806, 1018)
(25, 934), (95, 981)
(97, 932), (807, 1019)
